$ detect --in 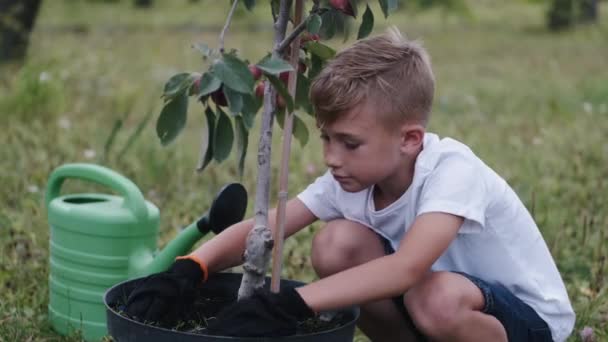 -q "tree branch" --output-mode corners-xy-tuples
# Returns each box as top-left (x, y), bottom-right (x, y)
(219, 0), (240, 53)
(276, 2), (321, 54)
(276, 18), (307, 54)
